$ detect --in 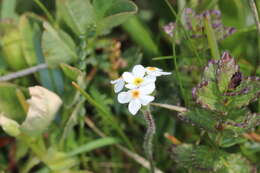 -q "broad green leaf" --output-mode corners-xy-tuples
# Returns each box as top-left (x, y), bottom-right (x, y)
(217, 52), (239, 93)
(226, 113), (260, 133)
(227, 77), (260, 108)
(171, 144), (224, 171)
(2, 27), (27, 70)
(56, 0), (96, 36)
(180, 108), (219, 132)
(97, 0), (138, 35)
(1, 0), (18, 20)
(21, 86), (62, 136)
(93, 0), (116, 19)
(60, 63), (84, 81)
(216, 154), (254, 173)
(19, 13), (41, 66)
(67, 137), (119, 157)
(209, 131), (247, 148)
(0, 114), (20, 137)
(42, 22), (77, 67)
(193, 80), (223, 111)
(0, 83), (25, 122)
